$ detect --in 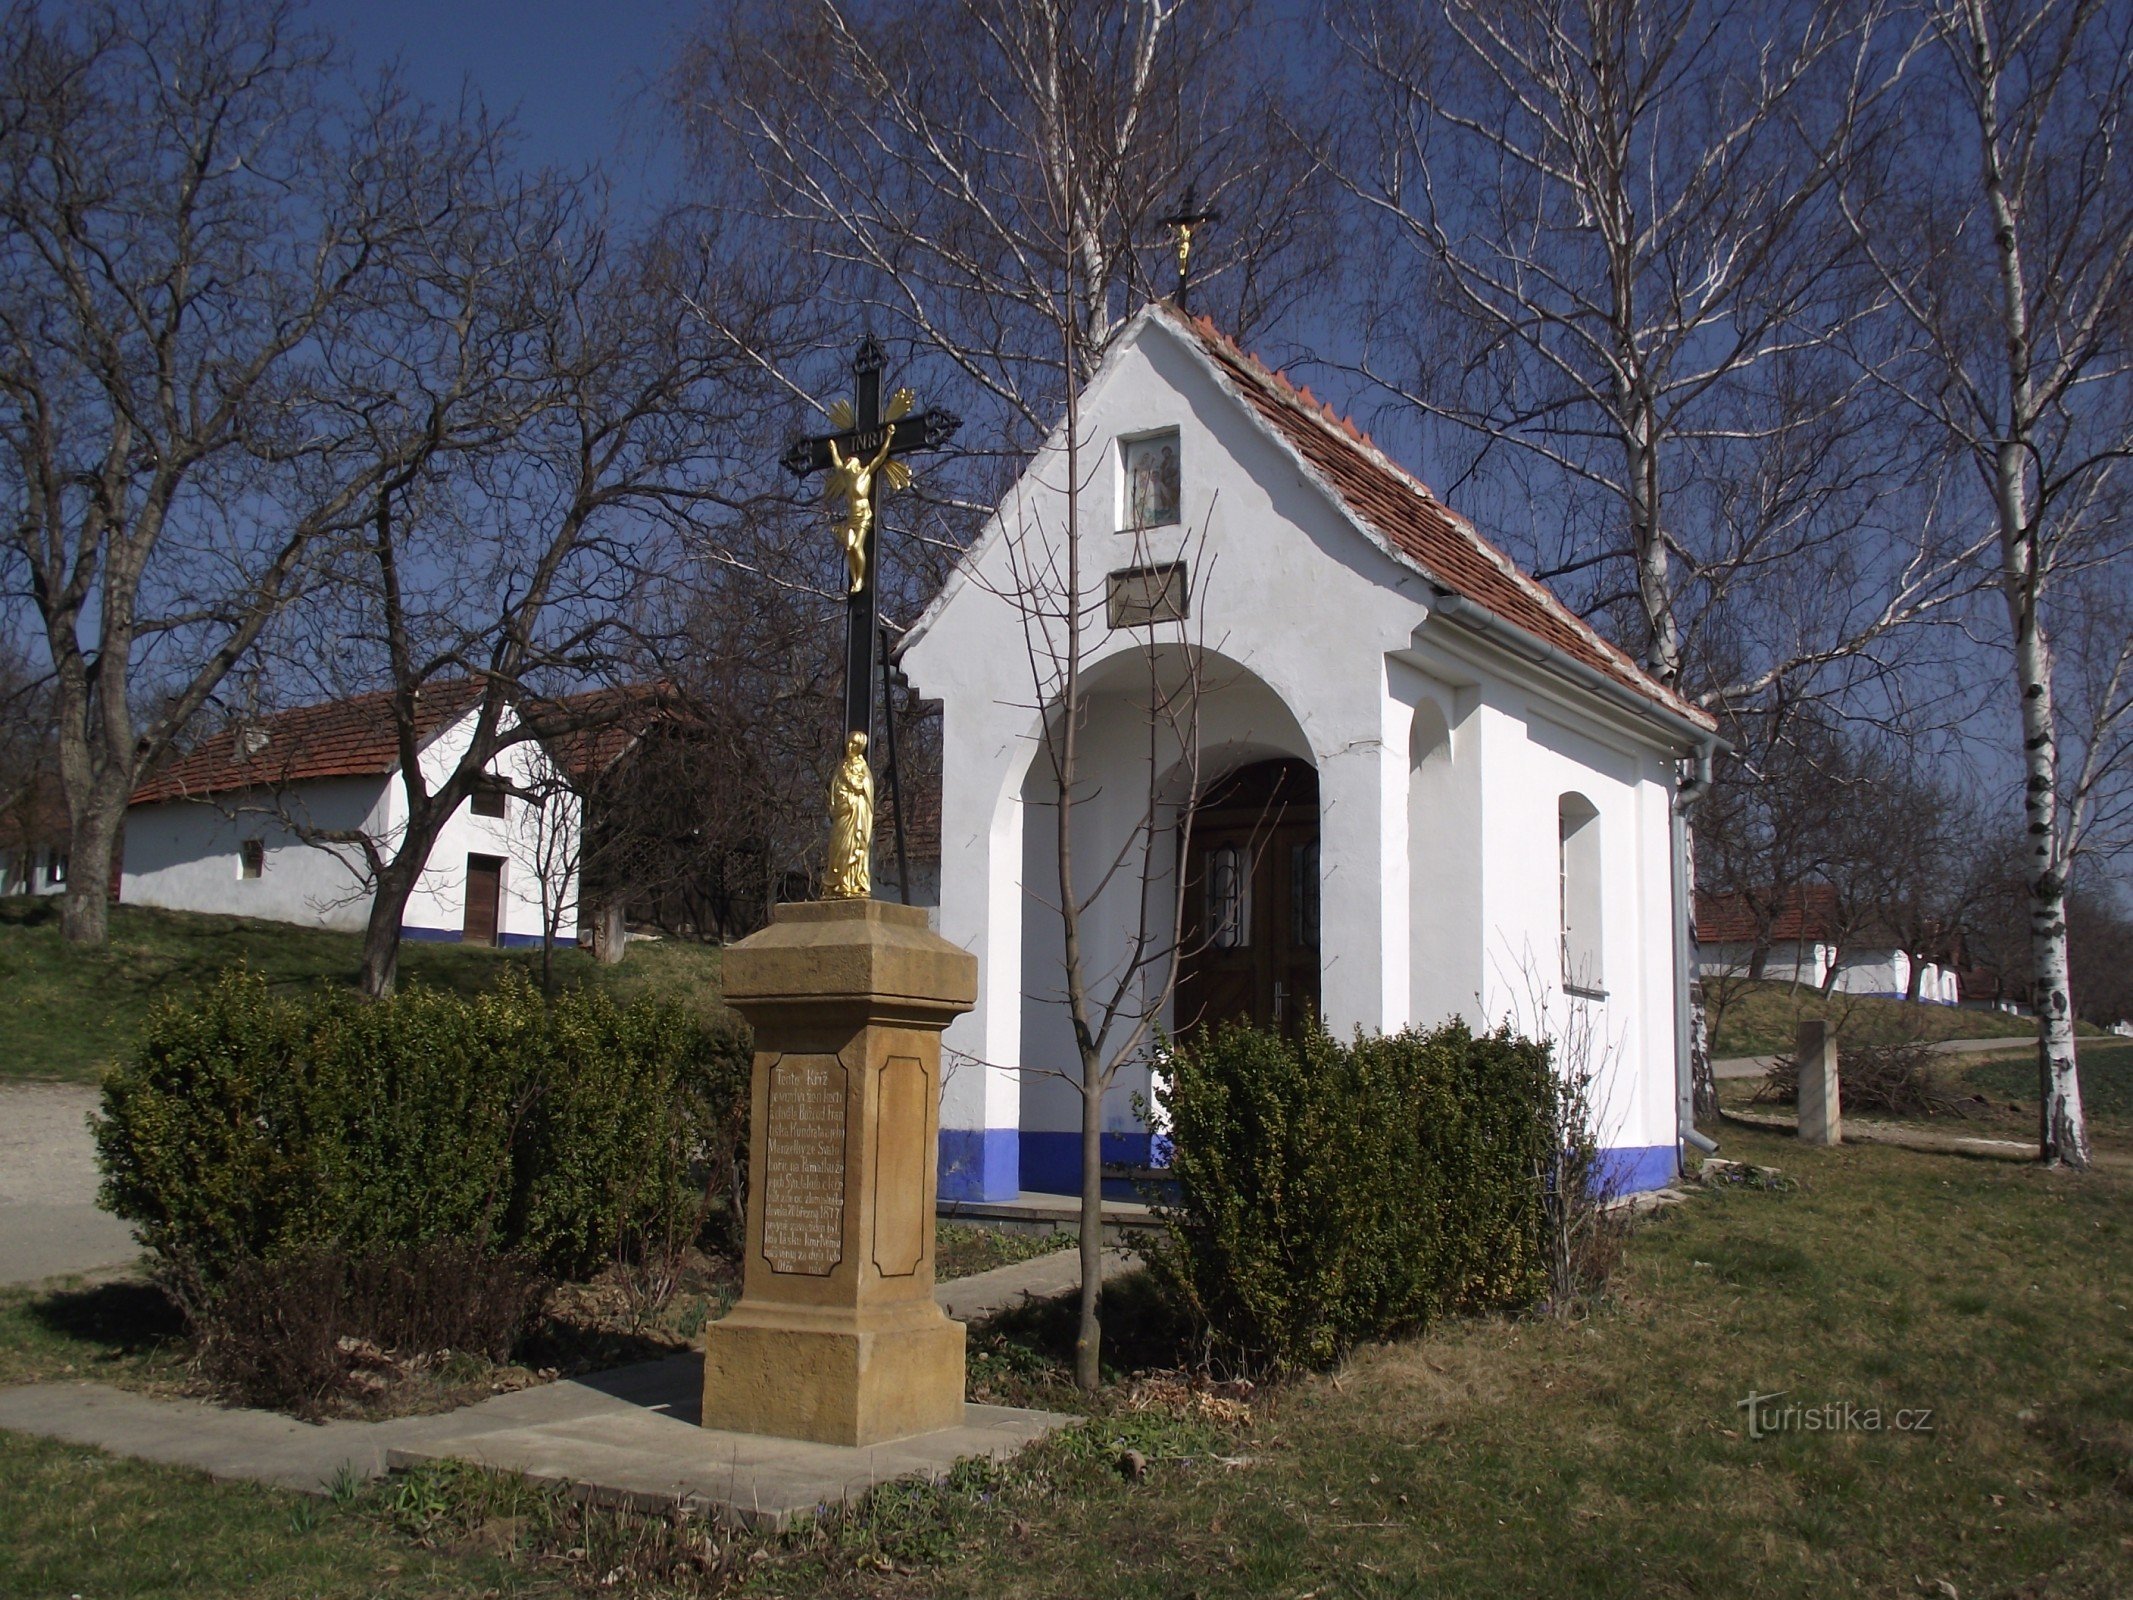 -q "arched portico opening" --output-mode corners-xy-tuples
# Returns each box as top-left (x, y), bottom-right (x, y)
(1010, 647), (1315, 1193)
